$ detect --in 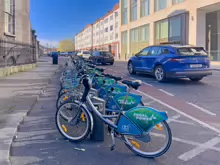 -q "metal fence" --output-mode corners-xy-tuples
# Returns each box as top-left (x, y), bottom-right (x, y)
(0, 39), (36, 67)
